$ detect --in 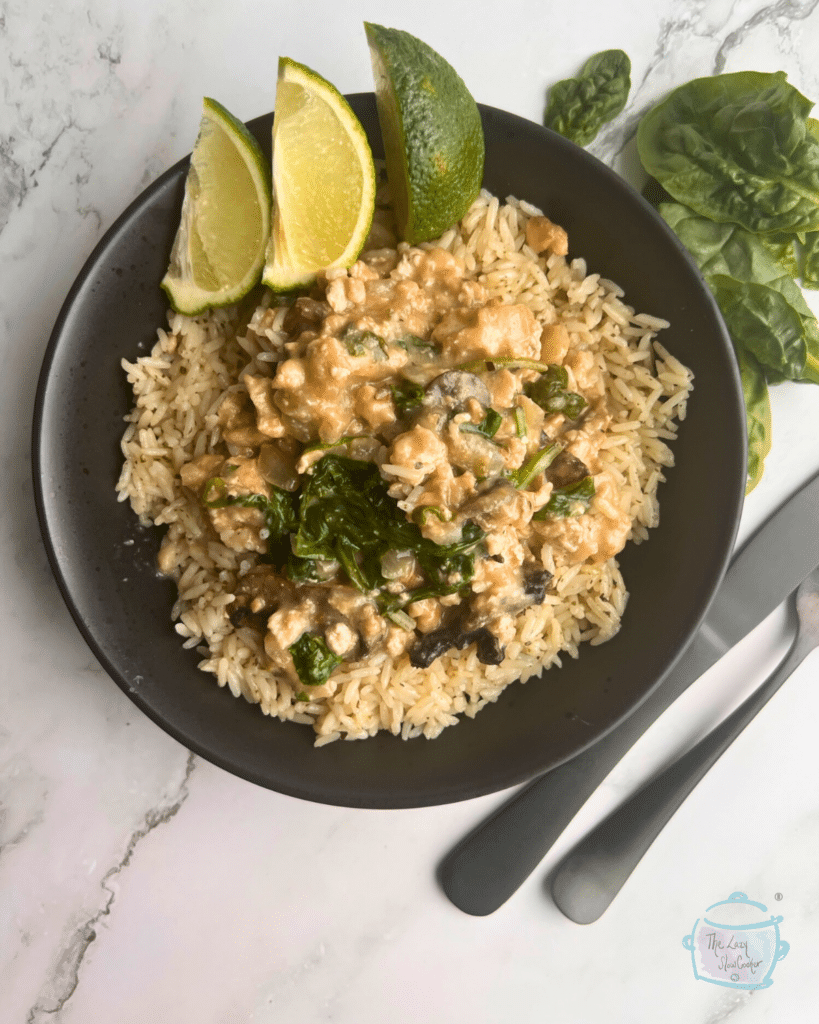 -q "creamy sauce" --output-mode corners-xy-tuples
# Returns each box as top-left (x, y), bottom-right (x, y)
(173, 235), (635, 688)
